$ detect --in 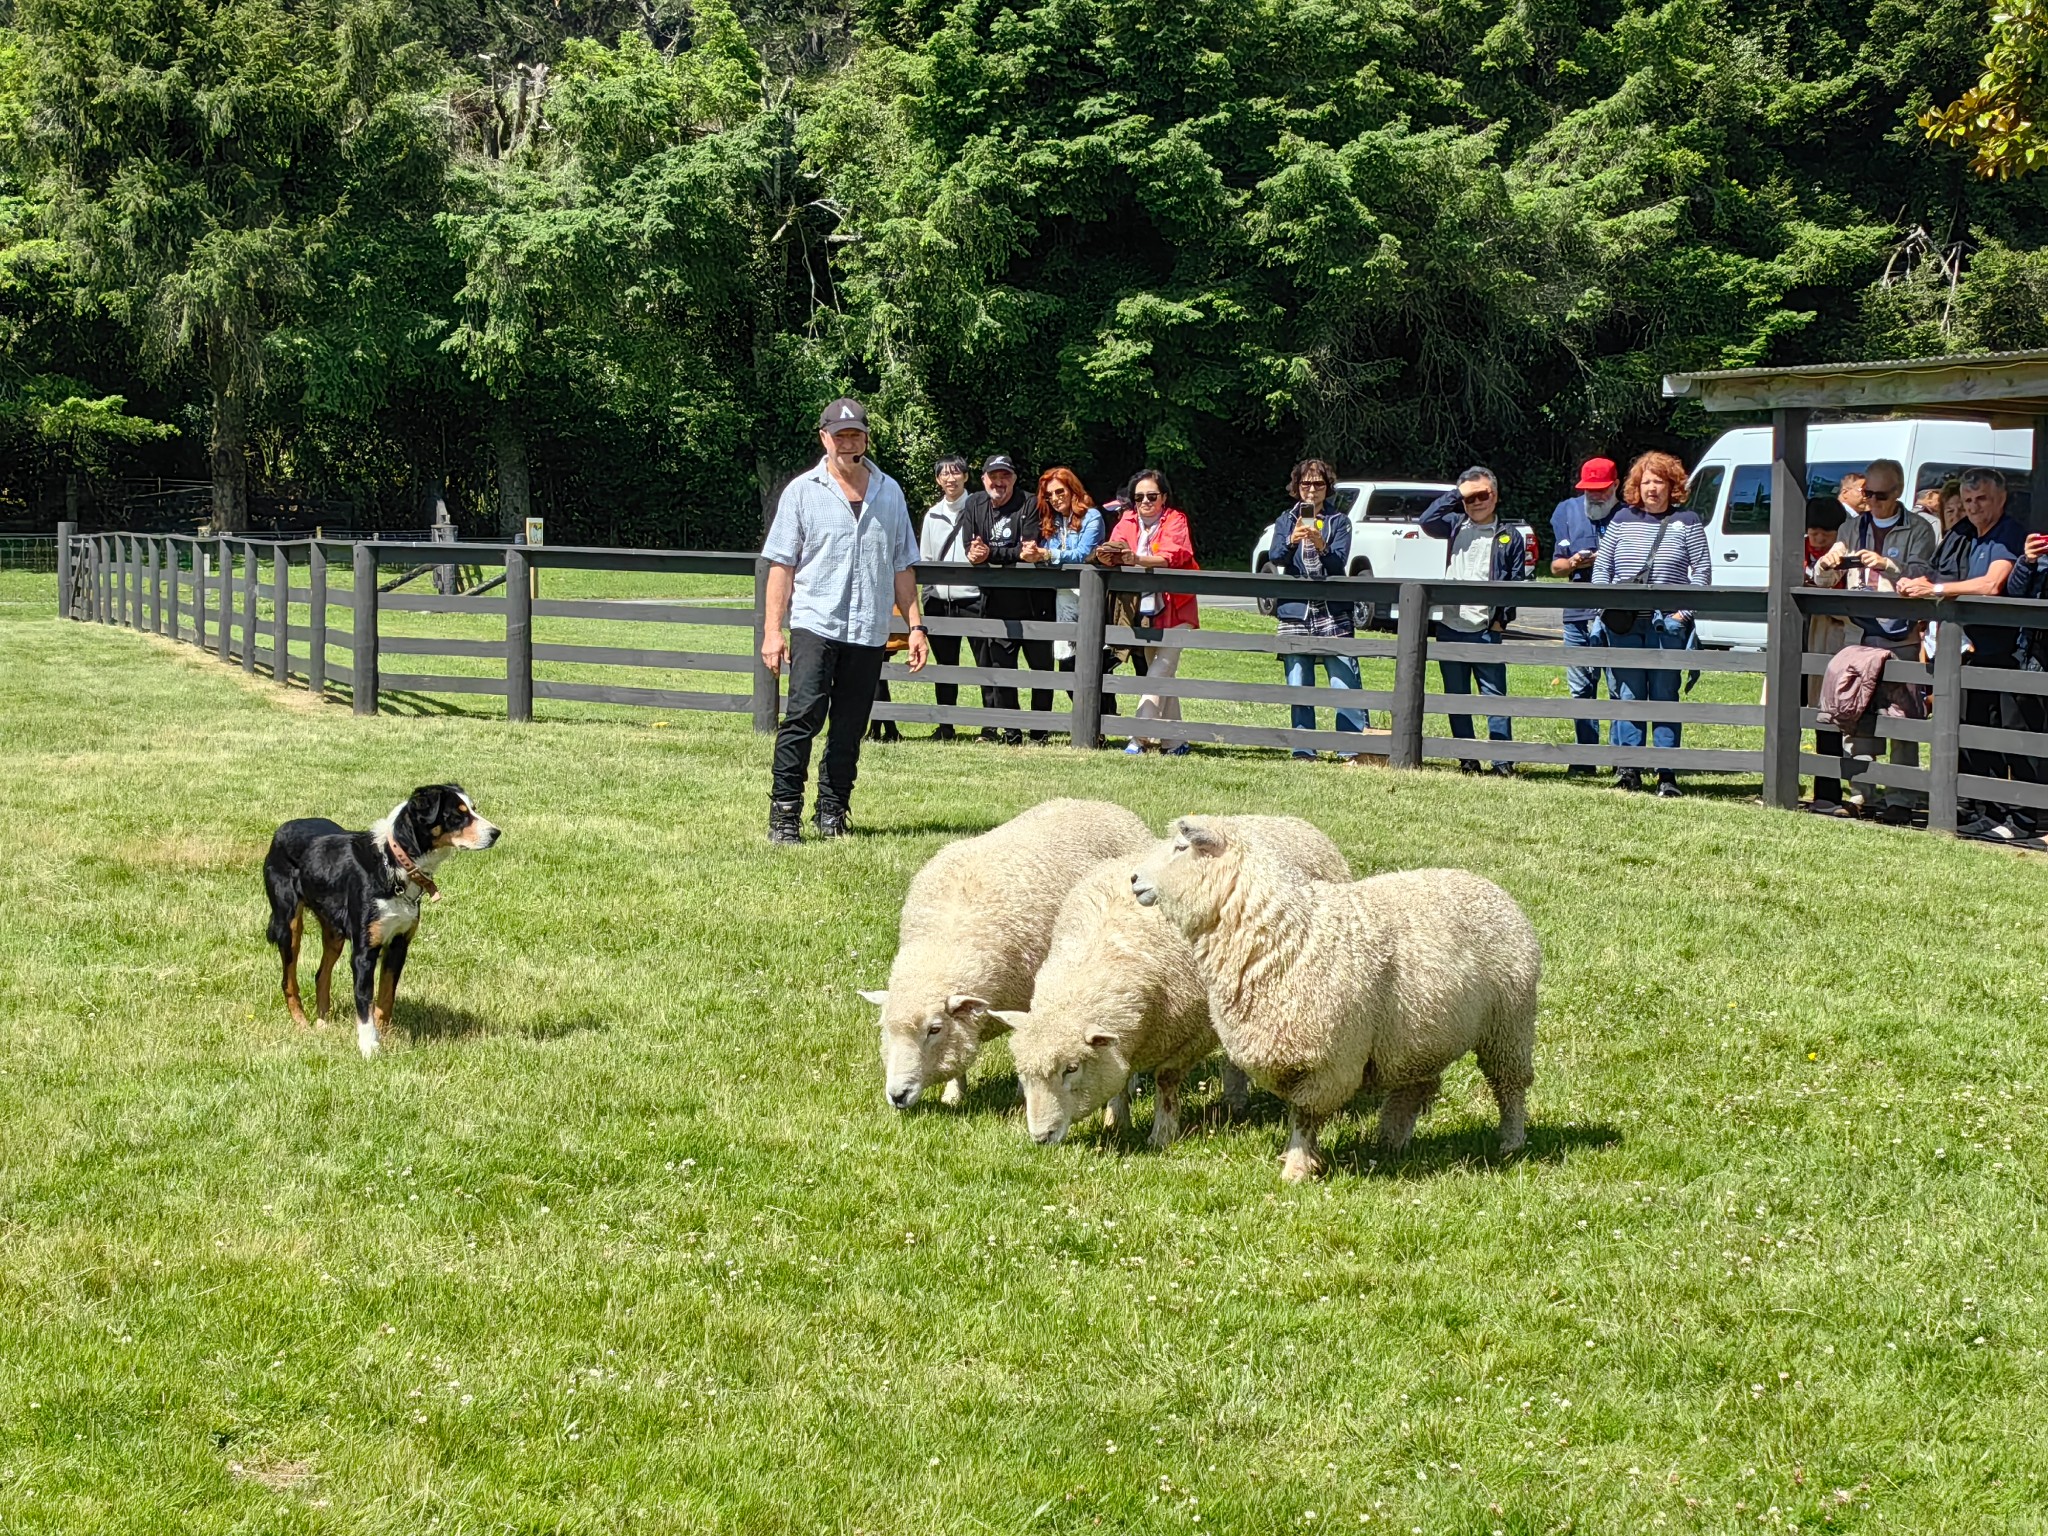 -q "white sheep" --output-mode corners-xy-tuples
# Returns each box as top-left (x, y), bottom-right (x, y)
(863, 798), (1153, 1110)
(1130, 817), (1540, 1181)
(1000, 816), (1351, 1148)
